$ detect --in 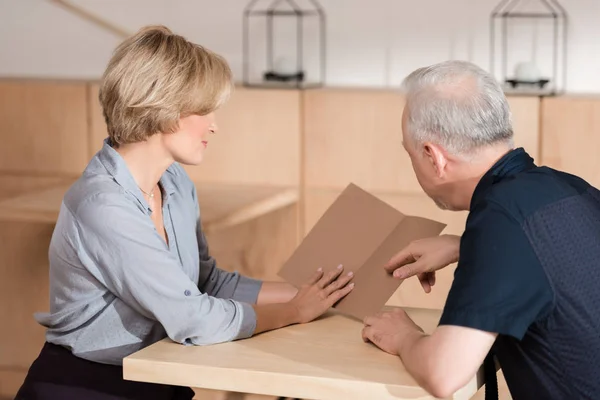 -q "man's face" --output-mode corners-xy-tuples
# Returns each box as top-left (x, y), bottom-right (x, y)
(401, 106), (453, 210)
